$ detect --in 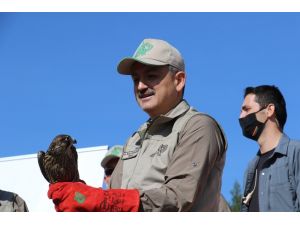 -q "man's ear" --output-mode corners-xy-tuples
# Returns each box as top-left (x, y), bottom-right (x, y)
(266, 104), (276, 118)
(267, 104), (281, 129)
(174, 71), (186, 92)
